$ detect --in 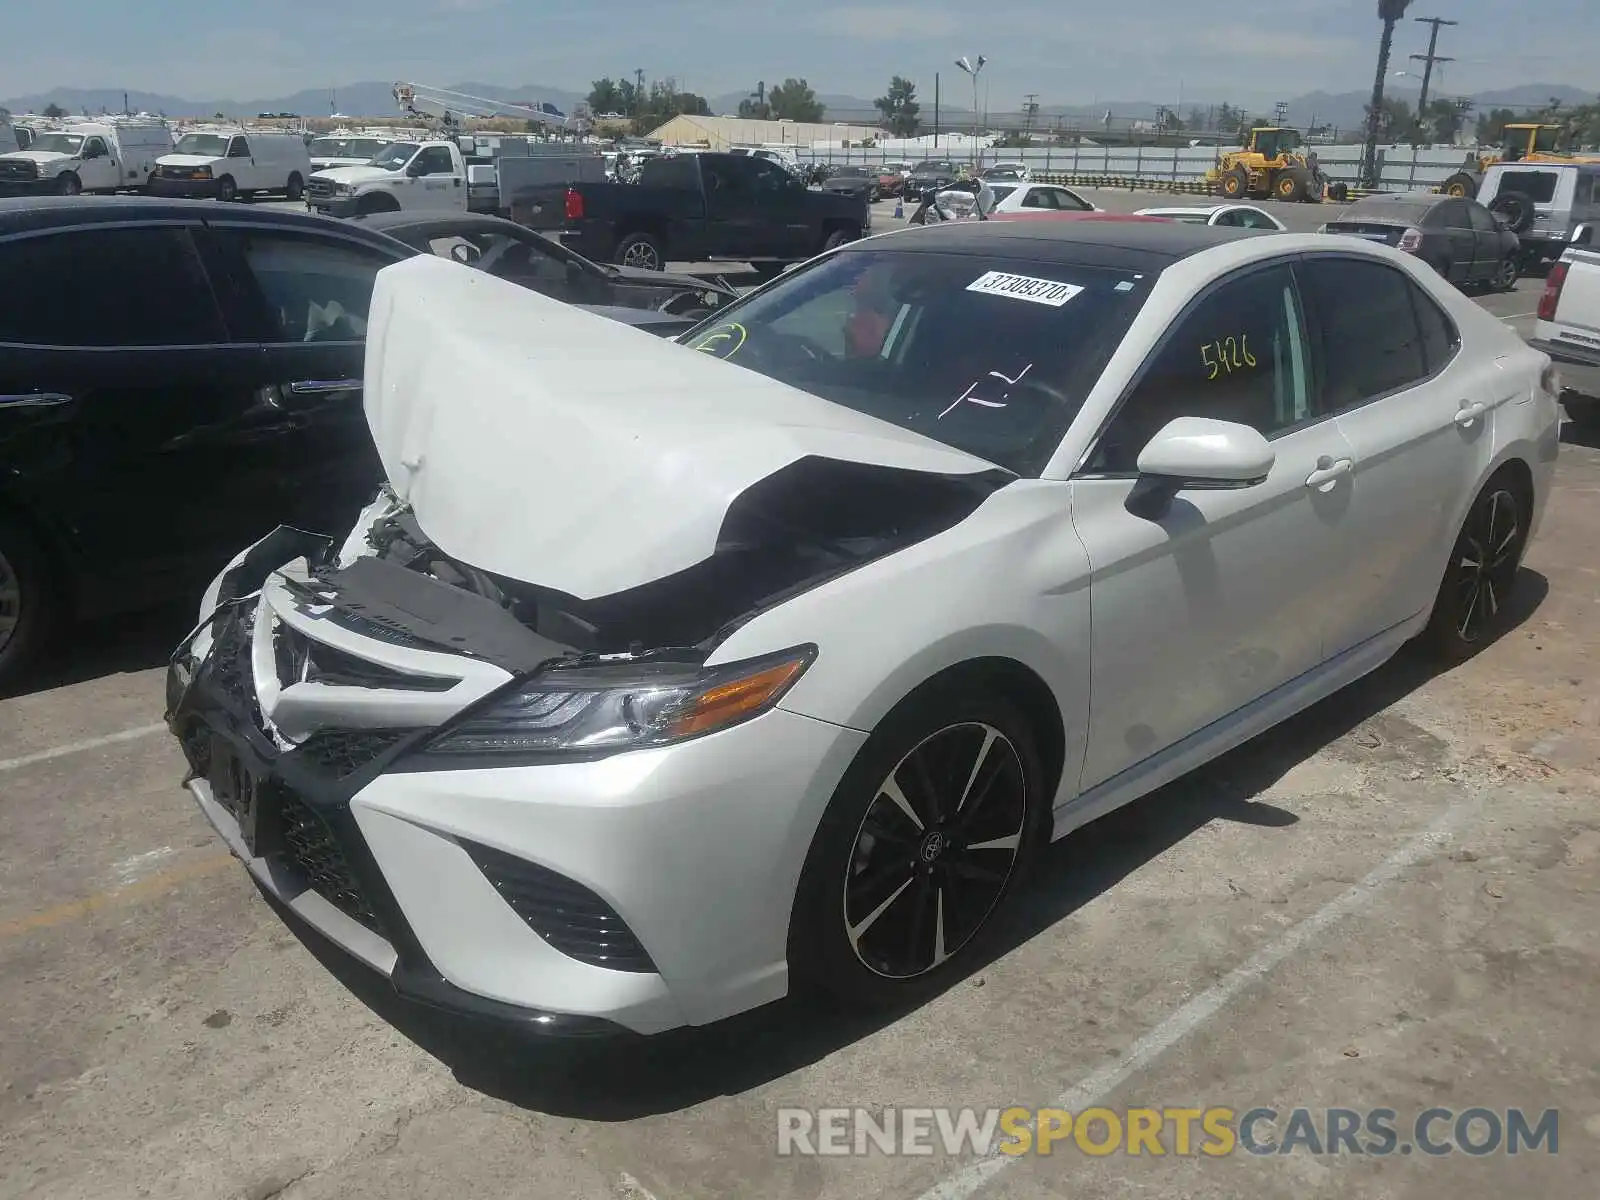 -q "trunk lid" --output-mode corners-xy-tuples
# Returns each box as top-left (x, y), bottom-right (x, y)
(1321, 221), (1406, 246)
